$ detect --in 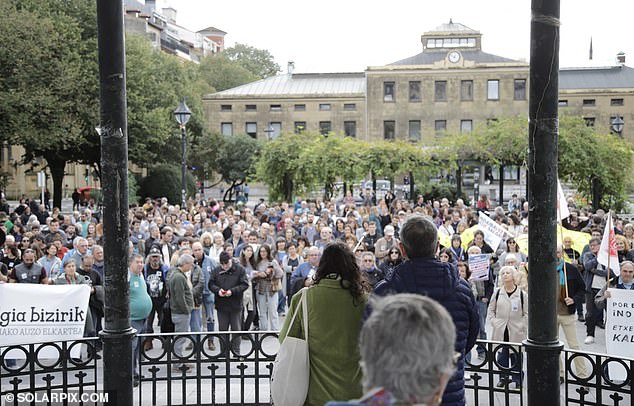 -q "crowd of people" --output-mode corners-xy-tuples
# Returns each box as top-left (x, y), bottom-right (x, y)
(2, 188), (634, 404)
